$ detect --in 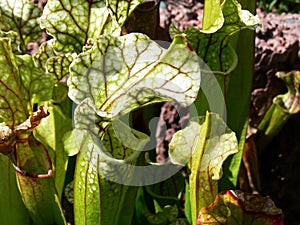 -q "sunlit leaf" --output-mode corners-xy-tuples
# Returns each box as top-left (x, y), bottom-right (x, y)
(33, 39), (75, 81)
(169, 112), (239, 225)
(201, 0), (223, 32)
(70, 99), (145, 225)
(170, 0), (260, 75)
(67, 32), (201, 224)
(0, 36), (61, 224)
(40, 0), (121, 53)
(68, 33), (201, 118)
(169, 0), (260, 193)
(0, 38), (53, 127)
(15, 134), (67, 225)
(0, 30), (22, 53)
(34, 103), (73, 199)
(107, 0), (143, 26)
(197, 190), (284, 225)
(0, 38), (27, 126)
(0, 0), (42, 52)
(33, 40), (56, 70)
(46, 53), (74, 81)
(17, 55), (54, 106)
(274, 70), (300, 114)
